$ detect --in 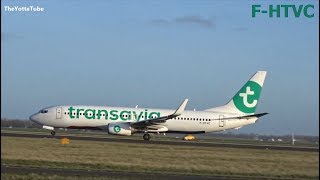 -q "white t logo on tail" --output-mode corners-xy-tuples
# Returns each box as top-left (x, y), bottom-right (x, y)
(239, 86), (257, 108)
